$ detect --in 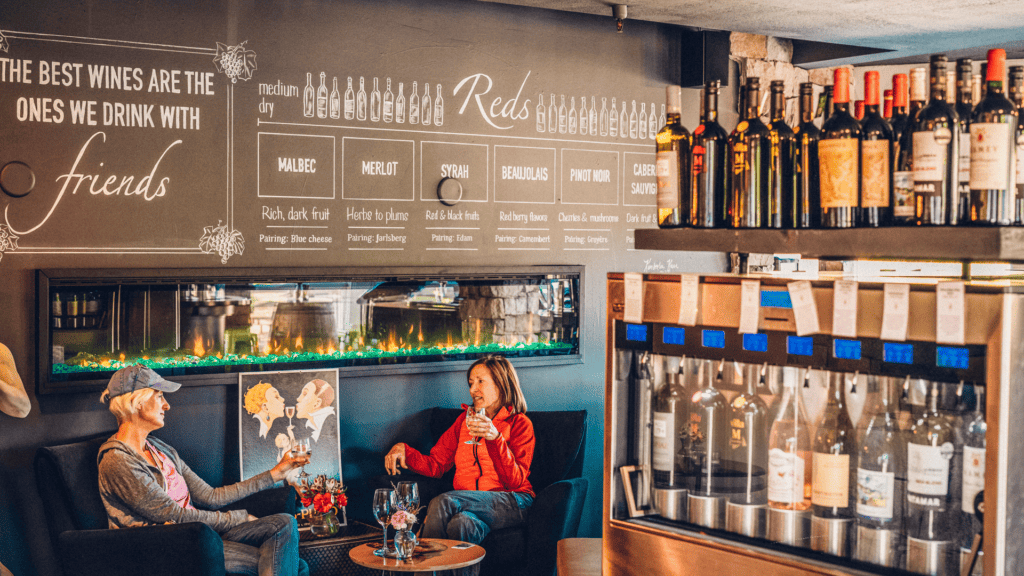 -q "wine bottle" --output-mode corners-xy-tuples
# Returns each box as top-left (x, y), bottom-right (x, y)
(956, 59), (975, 223)
(369, 77), (381, 122)
(855, 376), (907, 564)
(408, 81), (419, 125)
(330, 76), (341, 120)
(568, 96), (578, 134)
(794, 83), (822, 228)
(536, 93), (546, 133)
(548, 93), (557, 133)
(945, 70), (957, 105)
(884, 89), (893, 119)
(973, 73), (983, 106)
(894, 73), (917, 225)
(382, 78), (394, 123)
(960, 384), (985, 549)
(768, 80), (796, 228)
(891, 74), (911, 143)
(656, 85), (693, 228)
(397, 82), (407, 122)
(970, 48), (1019, 225)
(637, 102), (646, 140)
(434, 84), (444, 126)
(812, 372), (857, 520)
(906, 382), (958, 573)
(421, 83), (432, 126)
(691, 80), (730, 228)
(600, 97), (609, 137)
(909, 67), (928, 121)
(357, 77), (368, 122)
(303, 72), (314, 118)
(860, 71), (895, 227)
(316, 72), (328, 119)
(650, 102), (659, 139)
(768, 368), (813, 511)
(52, 292), (62, 329)
(689, 359), (728, 495)
(726, 363), (770, 505)
(591, 96), (599, 136)
(913, 55), (960, 226)
(344, 76), (355, 120)
(1010, 67), (1024, 224)
(579, 95), (588, 136)
(629, 101), (639, 139)
(854, 100), (865, 122)
(819, 67), (860, 228)
(980, 63), (989, 101)
(653, 361), (690, 488)
(609, 97), (618, 137)
(822, 85), (833, 124)
(558, 95), (568, 134)
(729, 77), (773, 228)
